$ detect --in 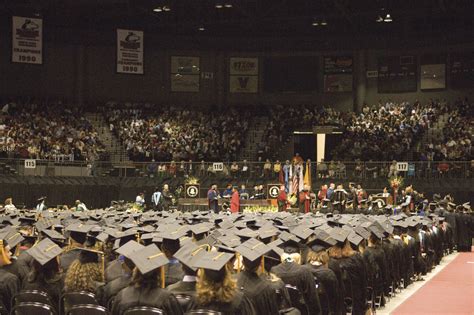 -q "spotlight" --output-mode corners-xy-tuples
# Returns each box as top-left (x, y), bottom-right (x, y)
(320, 19), (327, 26)
(376, 15), (384, 22)
(215, 3), (223, 9)
(312, 21), (319, 26)
(153, 7), (162, 12)
(224, 4), (233, 8)
(162, 5), (171, 12)
(198, 26), (205, 31)
(384, 14), (392, 22)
